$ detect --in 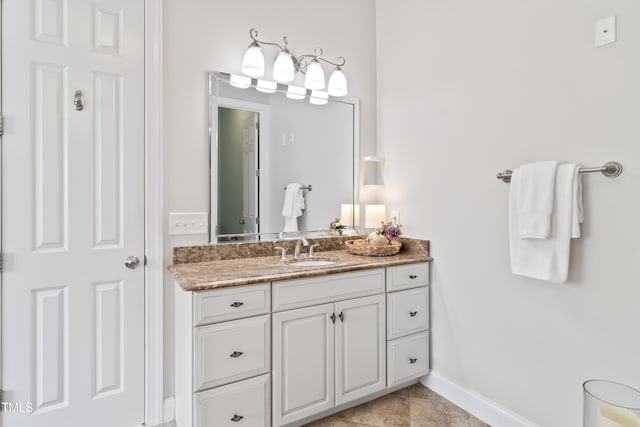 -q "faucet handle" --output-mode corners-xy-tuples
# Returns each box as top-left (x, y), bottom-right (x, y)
(309, 244), (320, 257)
(274, 246), (287, 260)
